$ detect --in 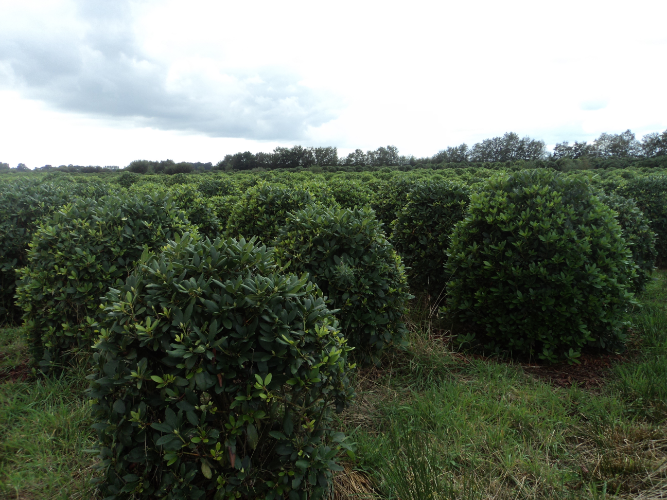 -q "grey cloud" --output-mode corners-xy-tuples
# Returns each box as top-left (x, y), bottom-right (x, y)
(0, 0), (339, 140)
